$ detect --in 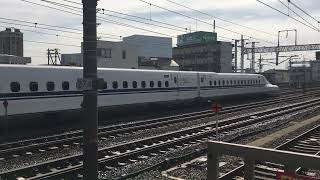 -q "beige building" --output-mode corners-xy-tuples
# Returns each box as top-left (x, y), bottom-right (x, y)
(173, 41), (232, 73)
